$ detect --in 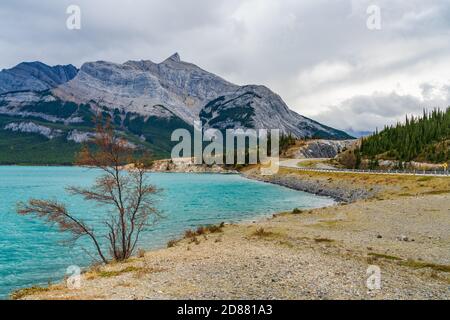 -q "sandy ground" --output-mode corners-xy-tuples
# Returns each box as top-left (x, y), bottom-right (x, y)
(17, 170), (450, 300)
